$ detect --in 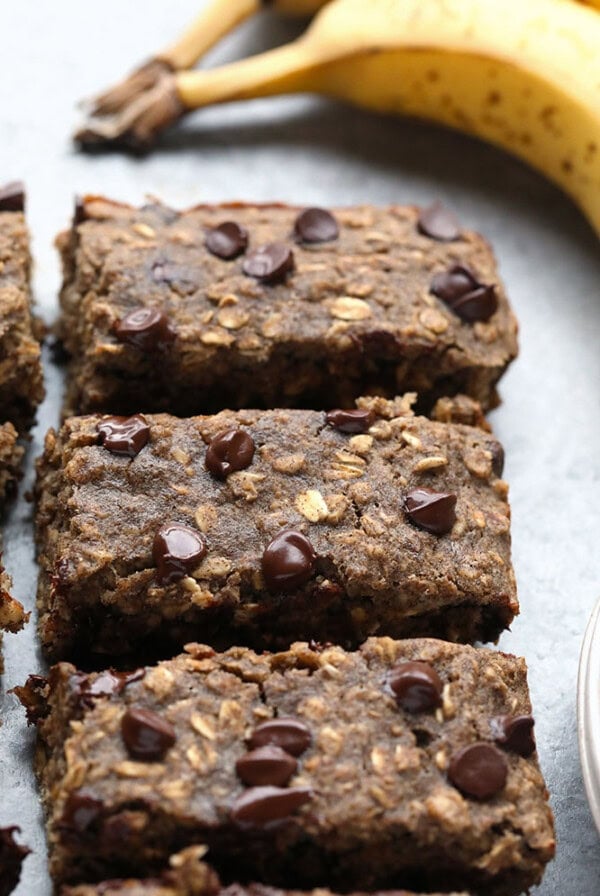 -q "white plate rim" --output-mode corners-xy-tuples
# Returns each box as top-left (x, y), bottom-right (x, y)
(577, 595), (600, 835)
